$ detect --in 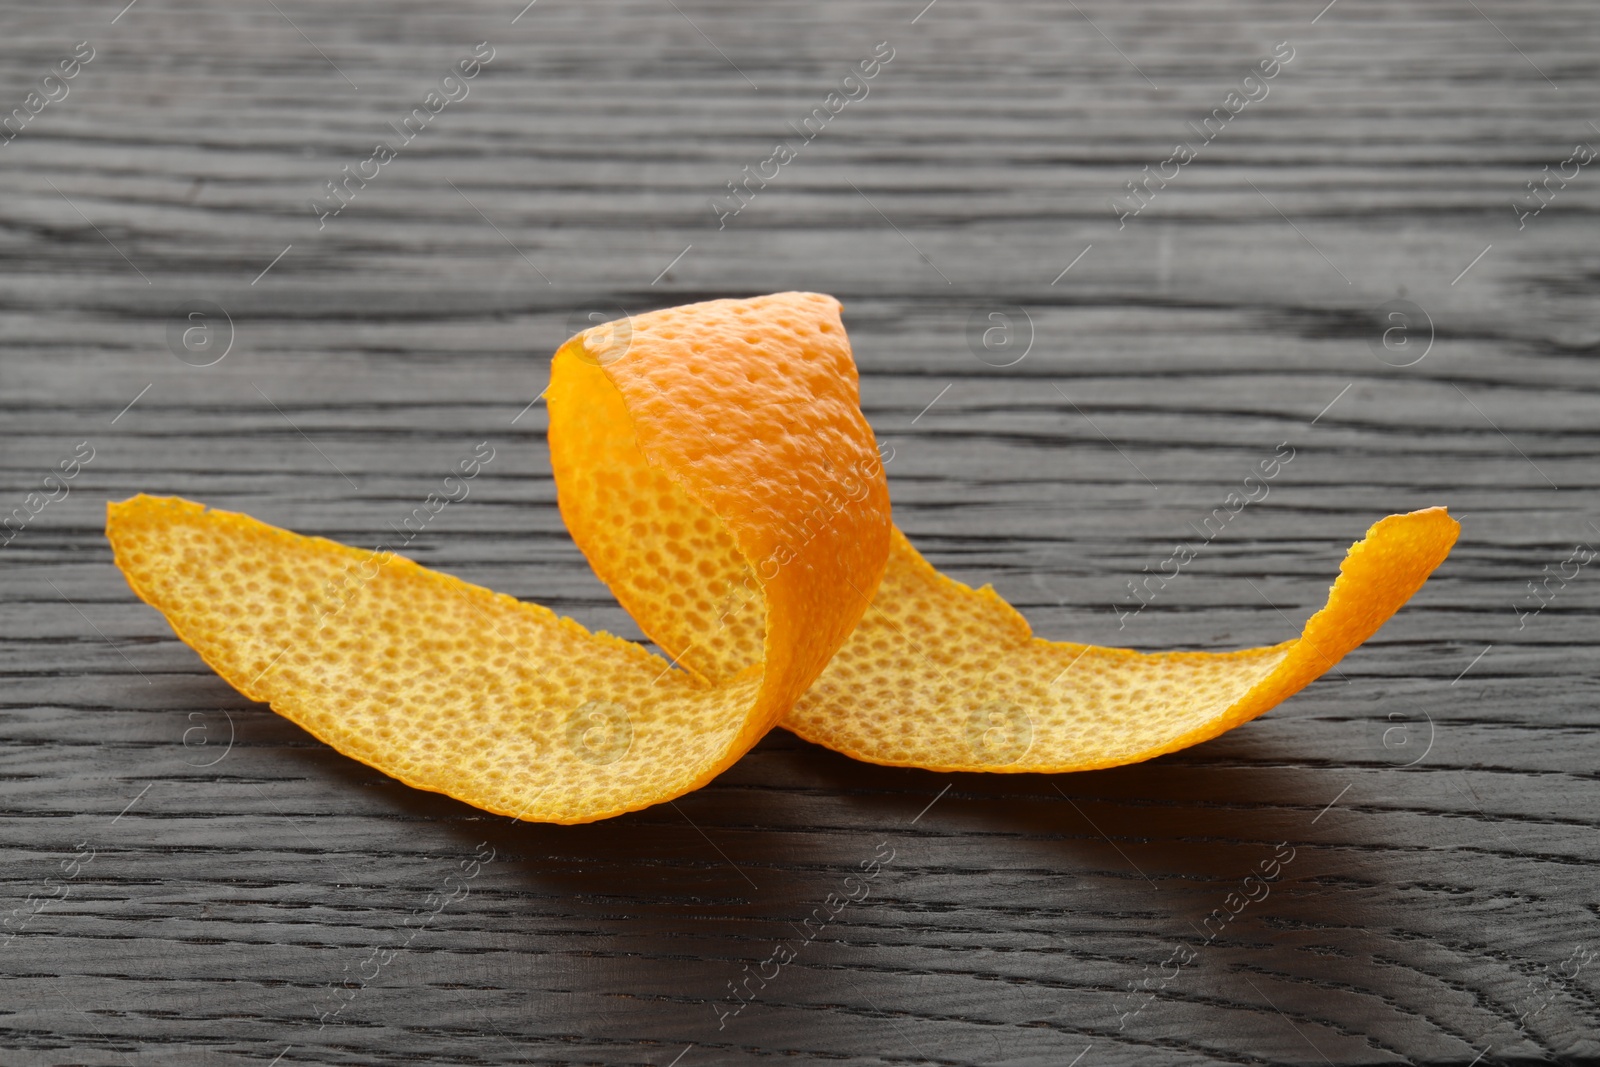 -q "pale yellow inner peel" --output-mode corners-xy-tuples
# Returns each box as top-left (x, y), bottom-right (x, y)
(782, 509), (1459, 771)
